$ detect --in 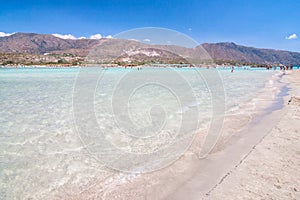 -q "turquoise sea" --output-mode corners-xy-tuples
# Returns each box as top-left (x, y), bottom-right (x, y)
(0, 67), (284, 198)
